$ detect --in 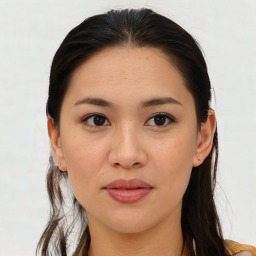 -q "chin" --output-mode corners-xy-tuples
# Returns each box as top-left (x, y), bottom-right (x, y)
(109, 221), (154, 234)
(103, 213), (161, 234)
